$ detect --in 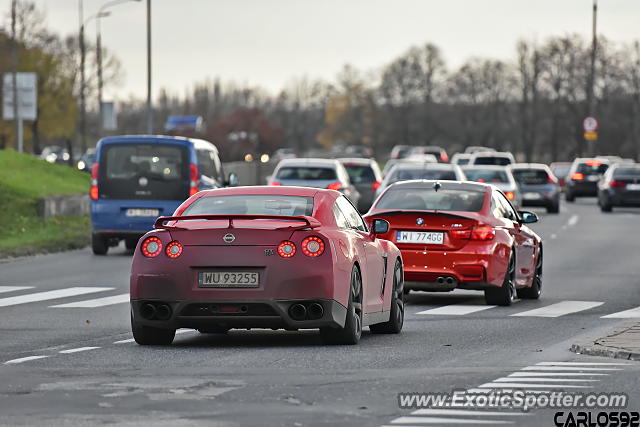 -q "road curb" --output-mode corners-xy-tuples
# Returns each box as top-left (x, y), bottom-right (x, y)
(571, 322), (640, 361)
